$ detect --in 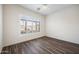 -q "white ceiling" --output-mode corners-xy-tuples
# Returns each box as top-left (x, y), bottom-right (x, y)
(20, 4), (71, 16)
